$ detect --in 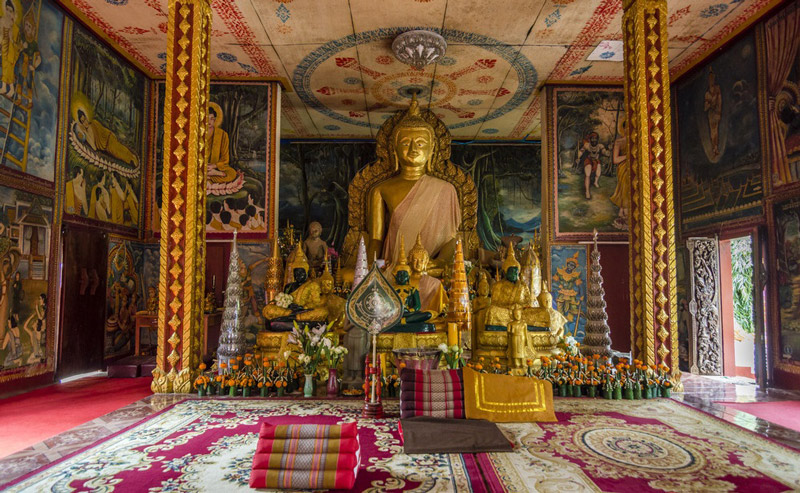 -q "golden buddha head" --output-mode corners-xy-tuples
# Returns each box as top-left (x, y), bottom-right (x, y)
(537, 279), (553, 307)
(319, 266), (334, 294)
(408, 233), (430, 275)
(391, 94), (436, 173)
(477, 272), (489, 297)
